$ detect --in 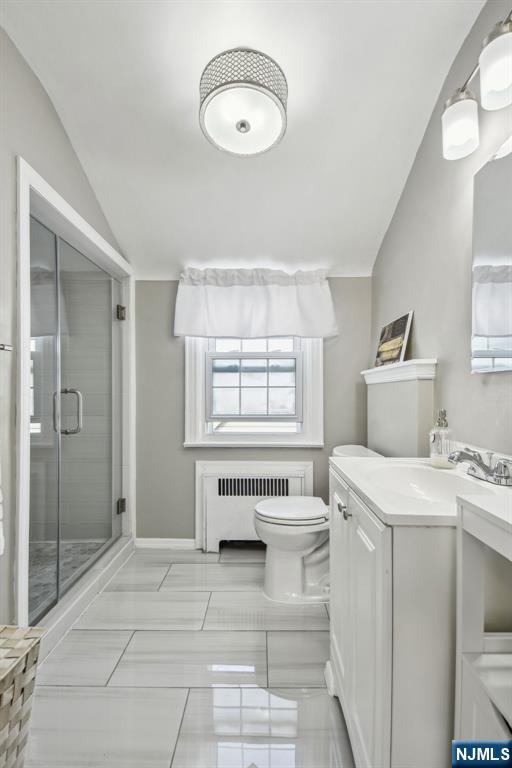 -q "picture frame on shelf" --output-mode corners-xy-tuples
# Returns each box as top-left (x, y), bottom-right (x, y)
(374, 311), (413, 367)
